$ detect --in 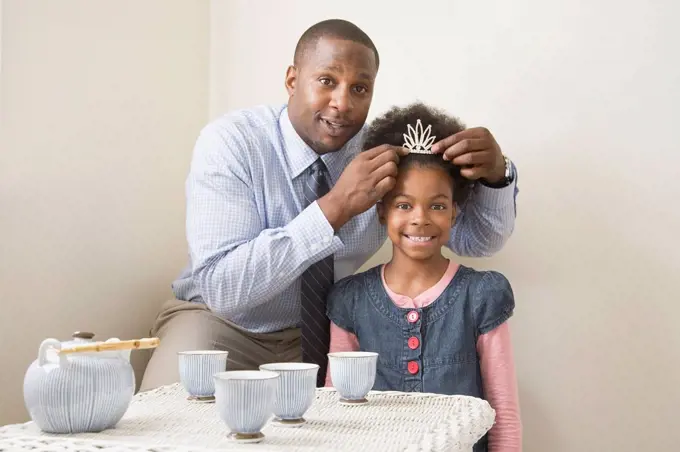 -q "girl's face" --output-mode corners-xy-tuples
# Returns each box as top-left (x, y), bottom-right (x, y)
(378, 165), (457, 261)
